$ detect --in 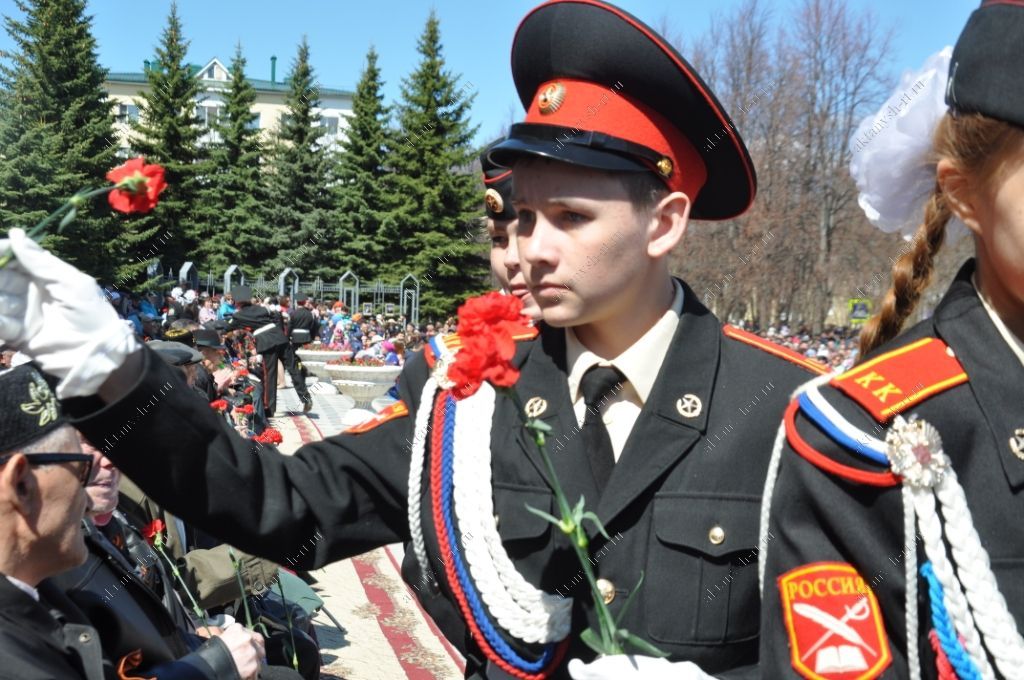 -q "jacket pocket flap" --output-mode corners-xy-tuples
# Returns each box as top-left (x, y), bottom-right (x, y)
(493, 483), (554, 541)
(654, 494), (761, 558)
